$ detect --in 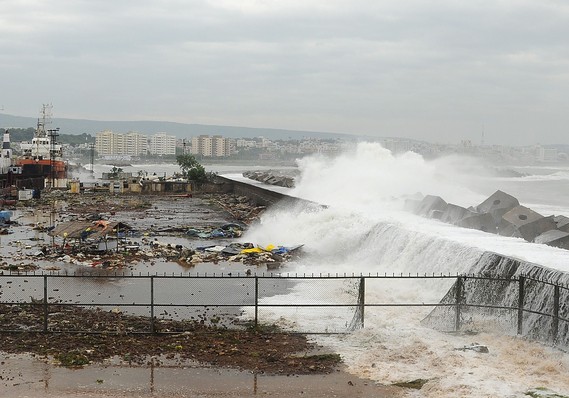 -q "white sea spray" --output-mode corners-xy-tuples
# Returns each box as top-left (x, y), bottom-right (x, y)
(241, 142), (569, 397)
